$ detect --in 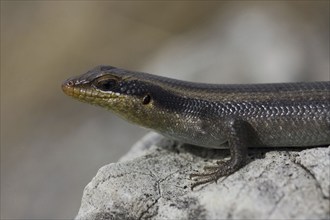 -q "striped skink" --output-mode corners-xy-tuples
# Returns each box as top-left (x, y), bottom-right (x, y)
(62, 65), (330, 189)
